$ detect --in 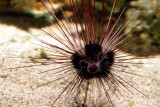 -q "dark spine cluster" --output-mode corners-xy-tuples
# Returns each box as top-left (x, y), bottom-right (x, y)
(71, 43), (115, 80)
